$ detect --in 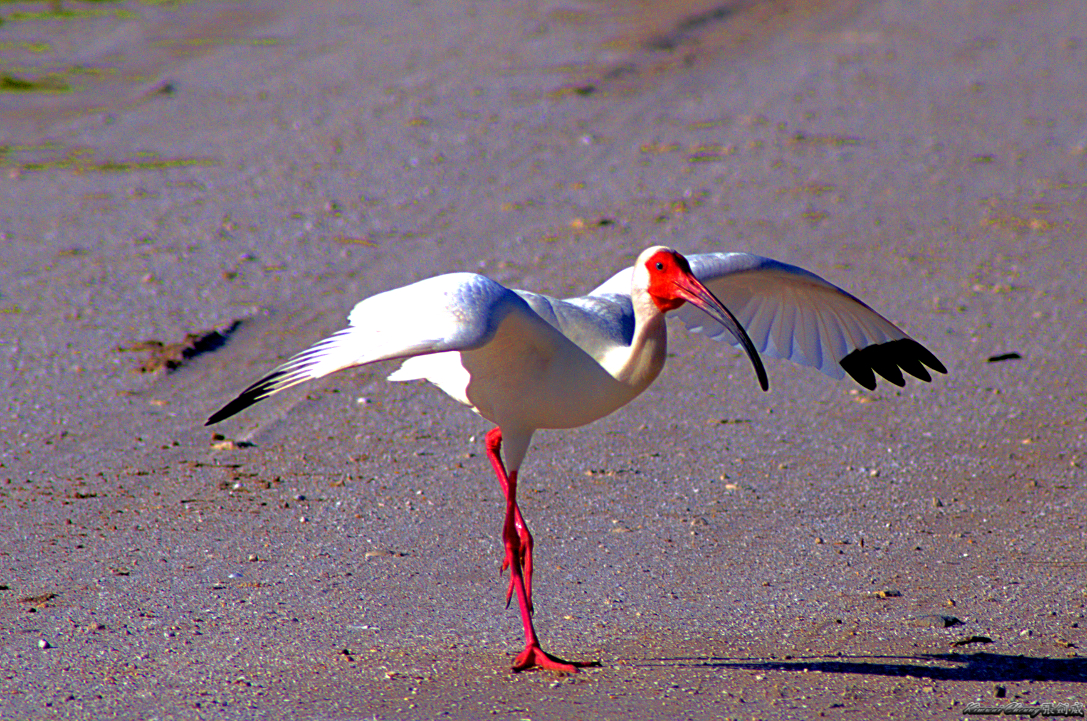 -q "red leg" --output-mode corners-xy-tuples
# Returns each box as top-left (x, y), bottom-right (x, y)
(485, 427), (534, 610)
(484, 427), (598, 673)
